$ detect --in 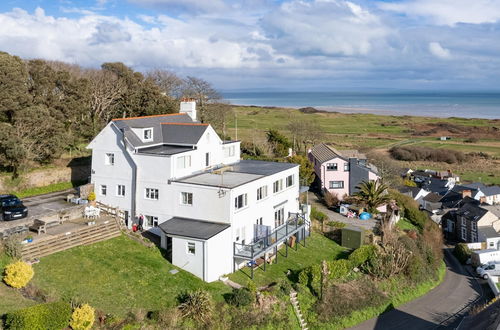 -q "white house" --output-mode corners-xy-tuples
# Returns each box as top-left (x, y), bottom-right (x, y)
(87, 101), (309, 282)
